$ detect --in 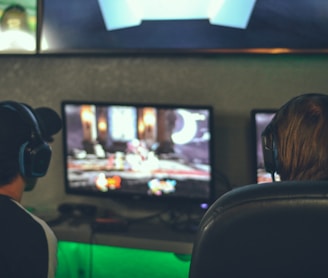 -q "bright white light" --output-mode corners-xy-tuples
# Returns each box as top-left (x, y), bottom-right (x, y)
(171, 110), (198, 145)
(98, 0), (257, 31)
(0, 30), (35, 51)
